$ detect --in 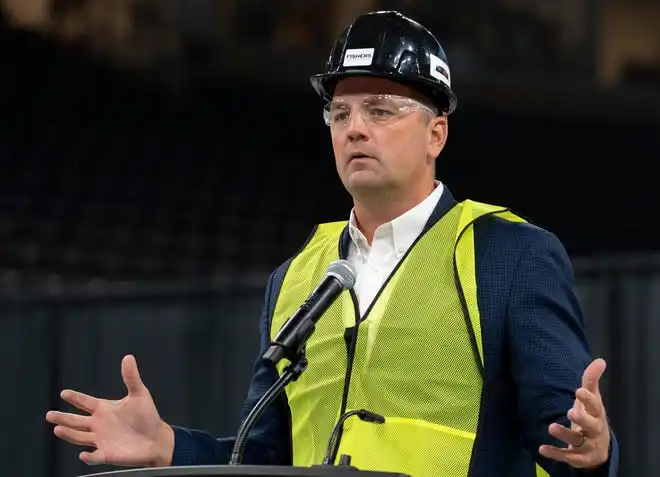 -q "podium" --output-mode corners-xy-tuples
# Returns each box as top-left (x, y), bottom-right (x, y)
(79, 466), (410, 477)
